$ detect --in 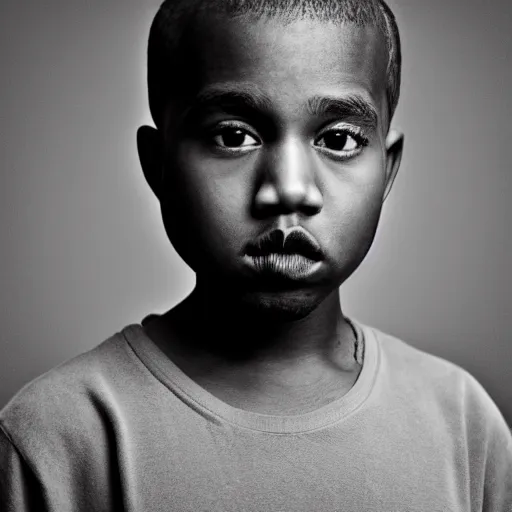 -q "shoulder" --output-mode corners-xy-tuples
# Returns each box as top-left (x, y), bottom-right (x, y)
(0, 327), (149, 507)
(368, 323), (475, 386)
(365, 323), (510, 440)
(0, 328), (139, 456)
(362, 323), (512, 507)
